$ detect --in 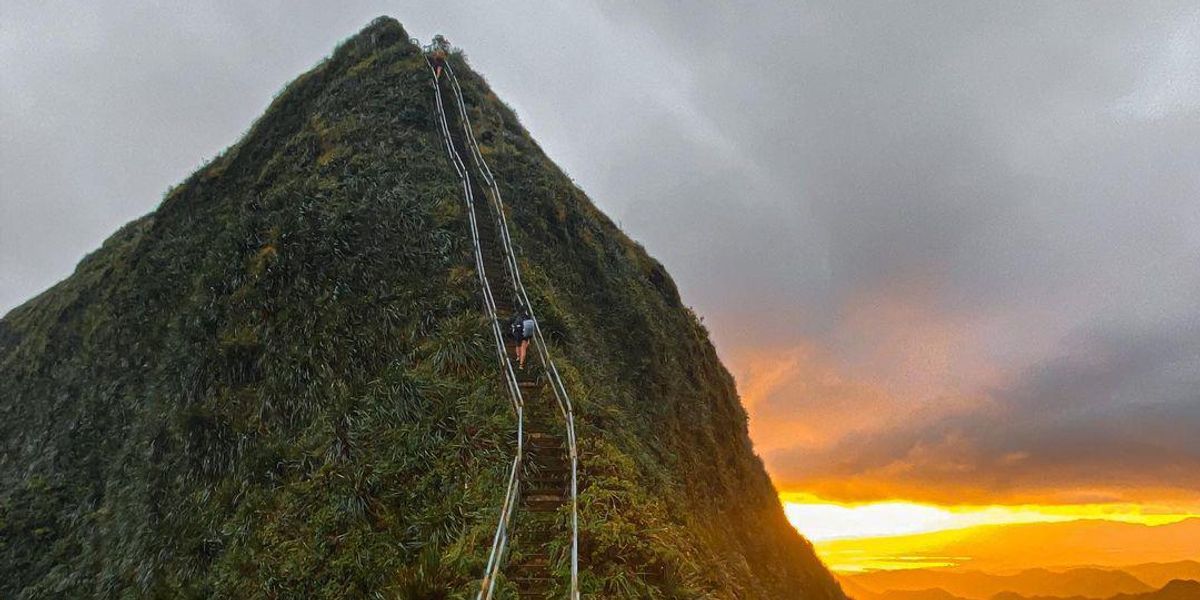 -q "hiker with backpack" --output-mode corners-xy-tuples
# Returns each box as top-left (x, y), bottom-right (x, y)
(509, 308), (535, 369)
(431, 48), (447, 79)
